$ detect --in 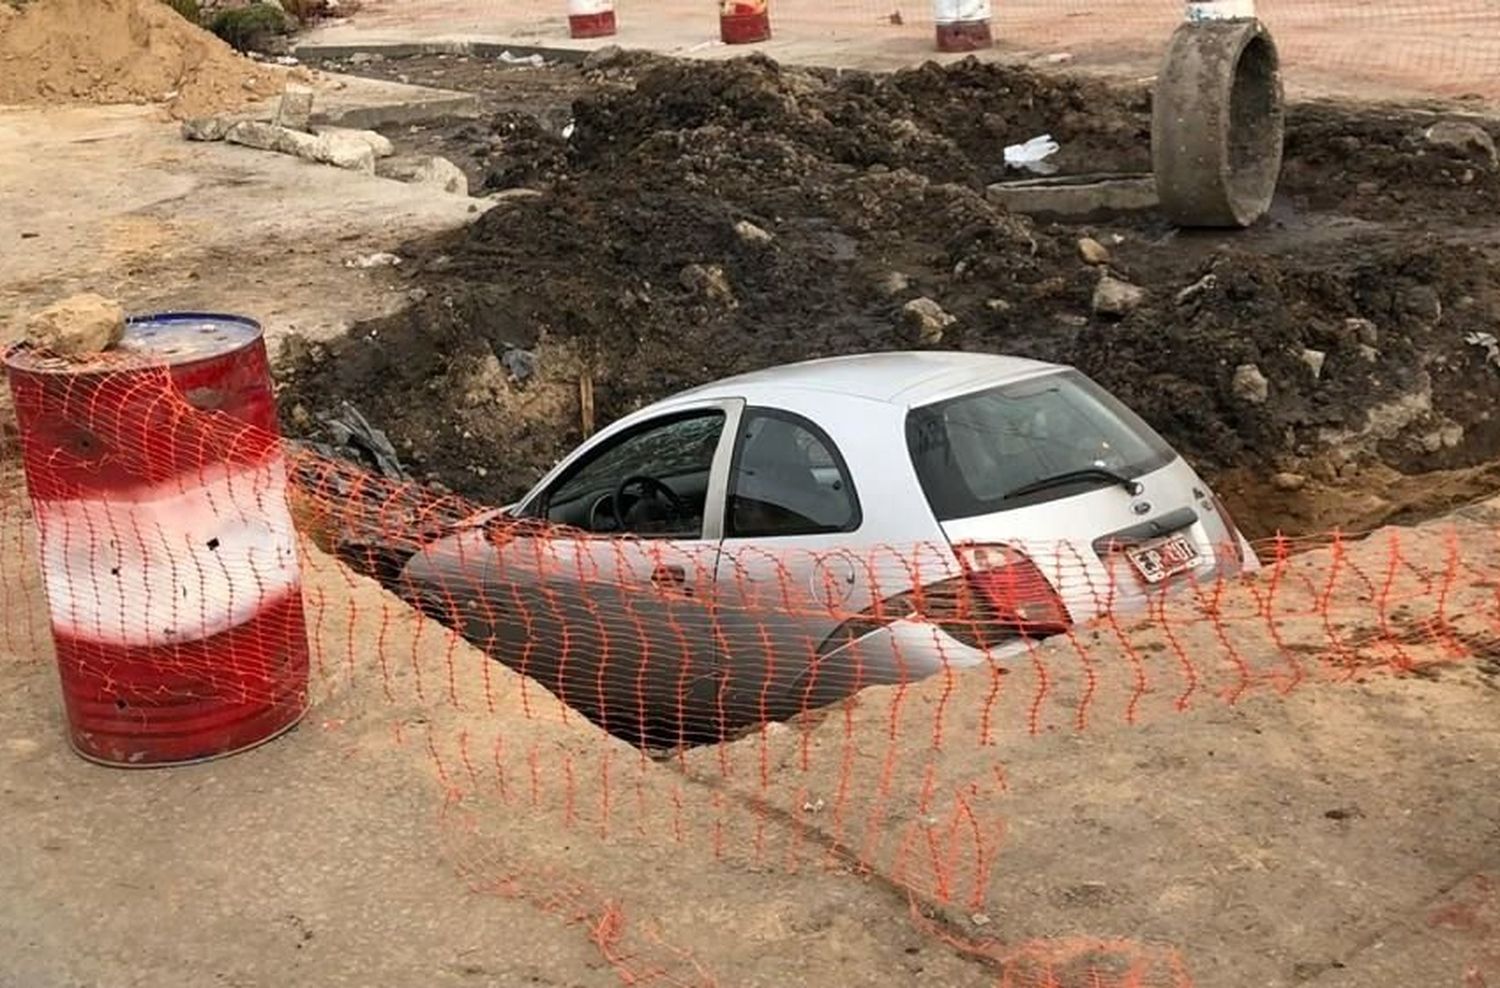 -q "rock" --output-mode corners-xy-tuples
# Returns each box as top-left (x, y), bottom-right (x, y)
(679, 264), (736, 306)
(501, 347), (538, 383)
(1301, 348), (1327, 380)
(1418, 422), (1464, 452)
(582, 44), (627, 71)
(1358, 344), (1380, 363)
(224, 119), (318, 157)
(902, 297), (956, 344)
(734, 220), (774, 247)
(25, 294), (125, 356)
(1355, 180), (1381, 195)
(877, 271), (911, 297)
(180, 116), (229, 142)
(986, 298), (1013, 313)
(1345, 317), (1378, 346)
(488, 188), (545, 203)
(1077, 237), (1110, 265)
(317, 127), (394, 159)
(1092, 273), (1145, 318)
(274, 84), (315, 131)
(1232, 363), (1269, 405)
(1175, 273), (1217, 306)
(1400, 285), (1443, 323)
(311, 131), (376, 173)
(409, 156), (469, 196)
(348, 51), (382, 66)
(1271, 472), (1306, 492)
(1423, 120), (1498, 167)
